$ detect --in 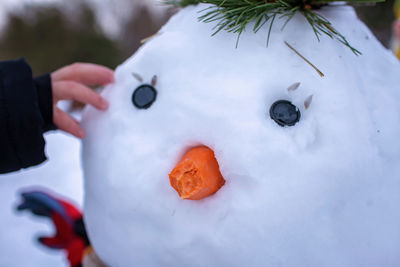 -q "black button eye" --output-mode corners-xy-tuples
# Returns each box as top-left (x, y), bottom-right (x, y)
(269, 100), (301, 127)
(132, 84), (157, 109)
